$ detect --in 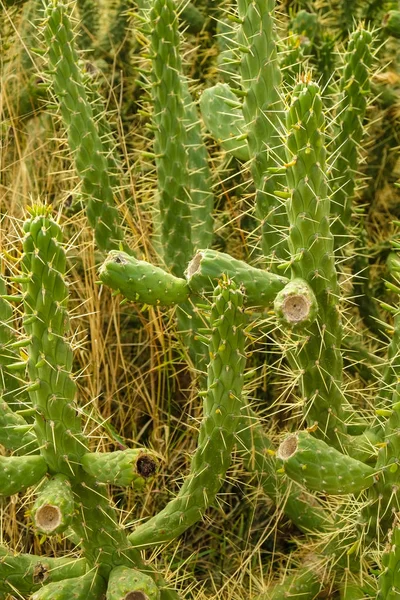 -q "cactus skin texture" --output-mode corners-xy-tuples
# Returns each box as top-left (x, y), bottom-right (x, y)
(99, 251), (190, 305)
(107, 566), (160, 600)
(284, 78), (346, 445)
(186, 249), (288, 307)
(31, 571), (107, 600)
(258, 566), (322, 599)
(199, 83), (249, 162)
(331, 28), (373, 244)
(32, 474), (75, 534)
(277, 432), (375, 494)
(377, 517), (400, 598)
(0, 454), (47, 496)
(0, 399), (38, 454)
(81, 449), (157, 487)
(237, 0), (287, 263)
(0, 547), (87, 595)
(128, 279), (246, 547)
(274, 278), (318, 329)
(149, 0), (192, 277)
(43, 1), (125, 252)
